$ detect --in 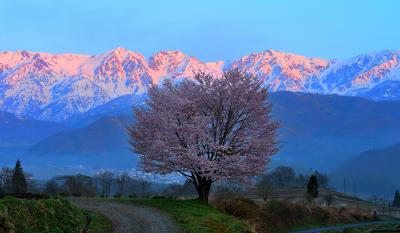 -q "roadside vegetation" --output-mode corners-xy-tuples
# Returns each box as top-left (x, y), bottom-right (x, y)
(211, 191), (374, 233)
(0, 160), (112, 233)
(85, 210), (113, 233)
(112, 194), (376, 233)
(0, 196), (111, 233)
(124, 198), (252, 233)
